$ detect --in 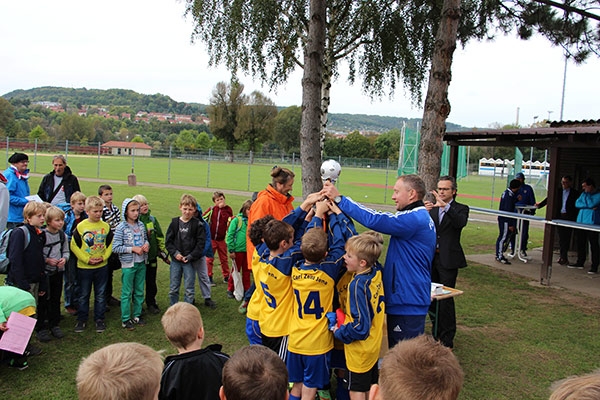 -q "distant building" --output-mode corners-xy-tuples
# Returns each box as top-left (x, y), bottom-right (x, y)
(101, 141), (152, 157)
